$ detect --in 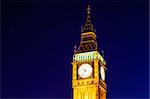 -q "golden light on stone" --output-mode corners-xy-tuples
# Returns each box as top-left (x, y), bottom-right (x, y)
(72, 4), (107, 99)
